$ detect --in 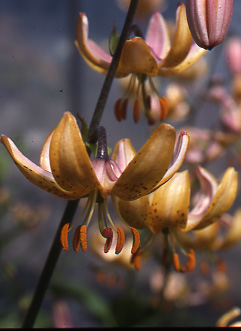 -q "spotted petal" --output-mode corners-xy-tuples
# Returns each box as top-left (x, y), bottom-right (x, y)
(0, 135), (79, 200)
(49, 112), (100, 197)
(148, 171), (190, 234)
(112, 123), (176, 201)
